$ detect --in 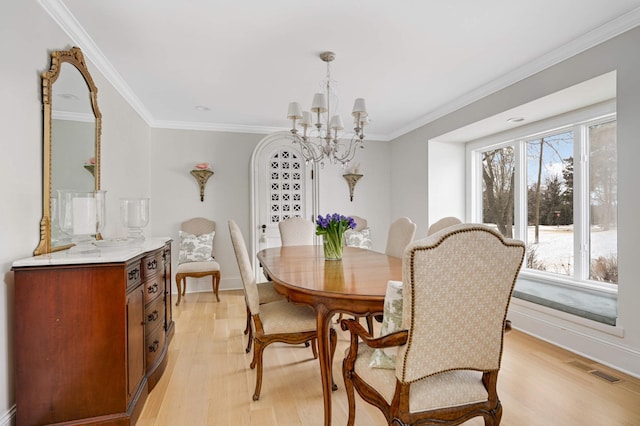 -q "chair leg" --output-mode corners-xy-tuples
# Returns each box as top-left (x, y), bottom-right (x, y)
(365, 314), (374, 336)
(212, 272), (220, 302)
(310, 339), (318, 359)
(251, 339), (265, 401)
(245, 307), (254, 354)
(343, 348), (356, 426)
(175, 275), (183, 306)
(330, 327), (338, 391)
(244, 306), (251, 335)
